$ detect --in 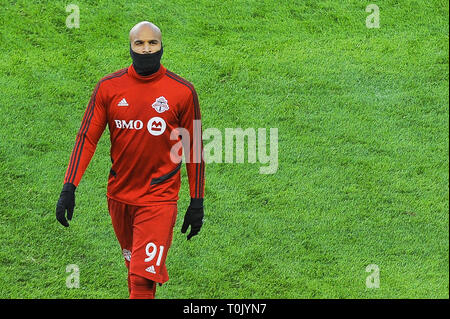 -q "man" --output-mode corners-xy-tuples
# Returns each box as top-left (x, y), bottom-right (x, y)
(56, 21), (205, 299)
